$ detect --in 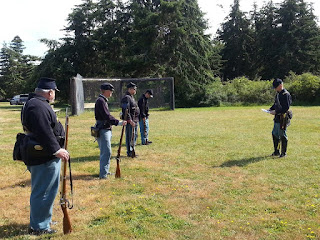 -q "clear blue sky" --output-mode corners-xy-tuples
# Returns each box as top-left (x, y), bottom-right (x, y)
(1, 0), (319, 57)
